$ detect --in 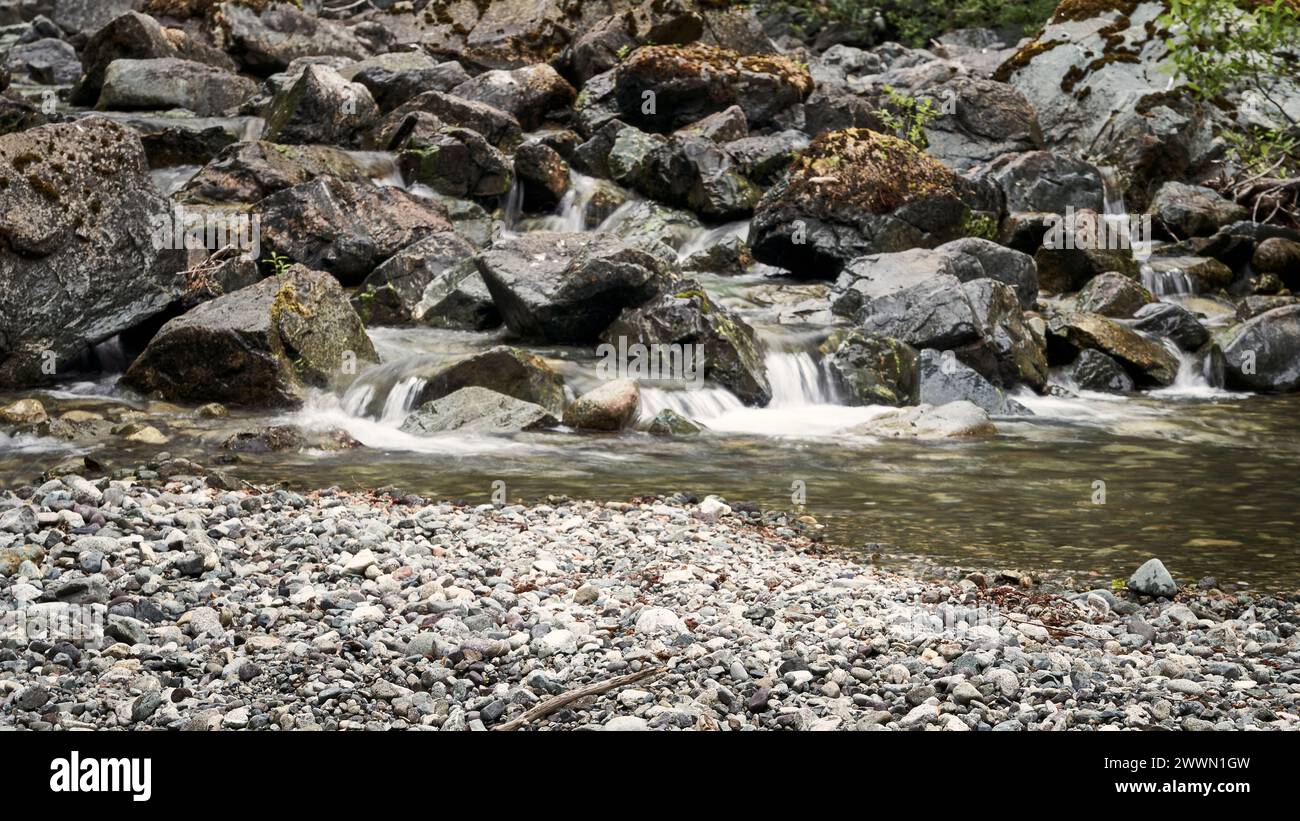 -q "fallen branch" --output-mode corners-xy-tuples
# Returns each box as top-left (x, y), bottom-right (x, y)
(492, 666), (666, 731)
